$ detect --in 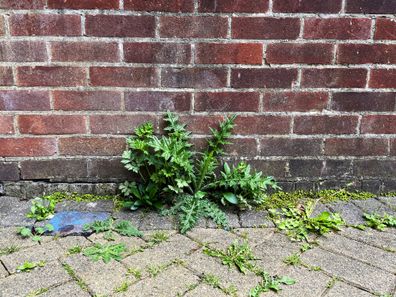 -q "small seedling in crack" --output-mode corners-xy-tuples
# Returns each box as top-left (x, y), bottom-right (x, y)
(18, 224), (54, 242)
(0, 245), (19, 256)
(62, 263), (89, 291)
(148, 231), (169, 245)
(326, 276), (339, 289)
(147, 264), (166, 277)
(67, 245), (82, 255)
(127, 267), (142, 279)
(83, 243), (126, 263)
(114, 281), (129, 293)
(203, 273), (221, 287)
(16, 261), (46, 273)
(26, 287), (49, 297)
(283, 253), (302, 266)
